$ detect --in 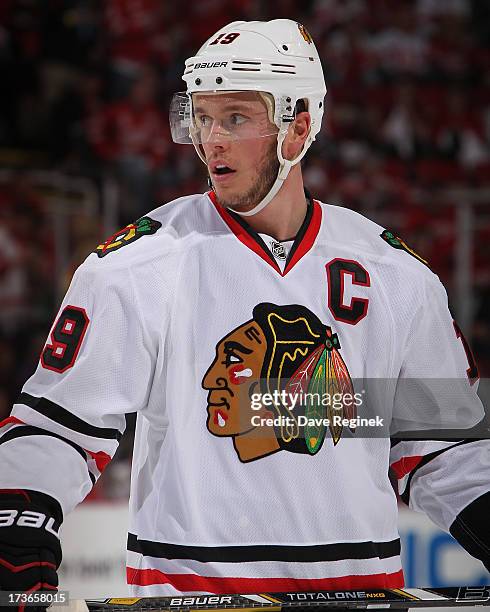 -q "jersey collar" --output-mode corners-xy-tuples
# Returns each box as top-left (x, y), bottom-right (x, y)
(208, 190), (322, 277)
